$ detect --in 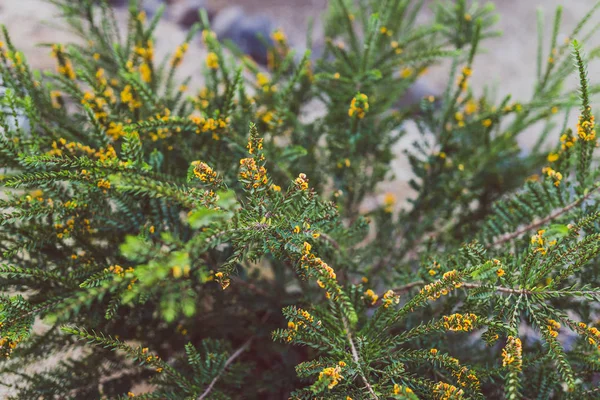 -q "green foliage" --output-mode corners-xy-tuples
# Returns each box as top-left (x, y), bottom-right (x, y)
(1, 0), (600, 398)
